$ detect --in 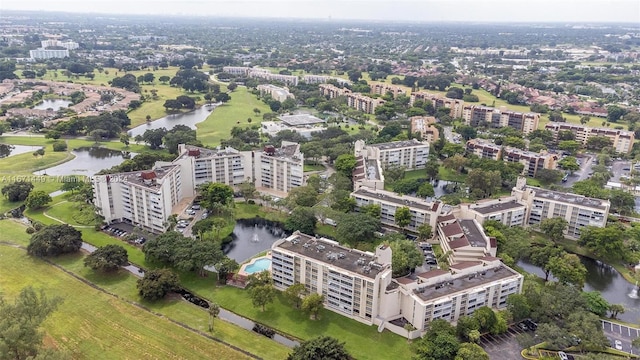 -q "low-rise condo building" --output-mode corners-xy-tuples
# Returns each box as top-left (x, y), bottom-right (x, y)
(355, 139), (430, 170)
(544, 122), (635, 154)
(462, 105), (539, 135)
